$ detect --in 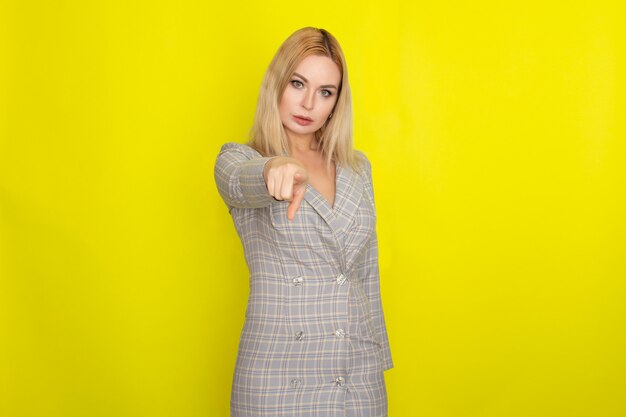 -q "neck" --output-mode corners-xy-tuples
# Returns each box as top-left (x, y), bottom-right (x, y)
(288, 133), (319, 154)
